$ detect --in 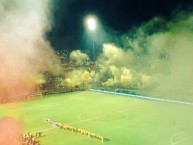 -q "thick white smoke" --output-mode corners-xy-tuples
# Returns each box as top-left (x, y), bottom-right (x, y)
(0, 0), (59, 102)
